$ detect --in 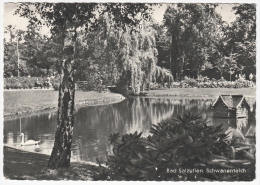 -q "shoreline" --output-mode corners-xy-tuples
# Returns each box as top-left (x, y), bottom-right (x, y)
(4, 92), (126, 120)
(4, 88), (255, 120)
